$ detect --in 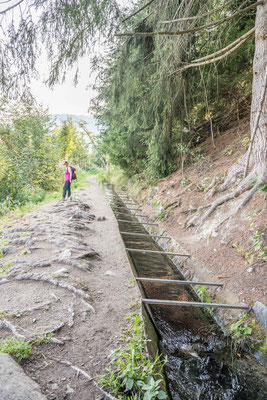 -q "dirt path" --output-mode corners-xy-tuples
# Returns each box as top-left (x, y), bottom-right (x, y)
(0, 176), (139, 400)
